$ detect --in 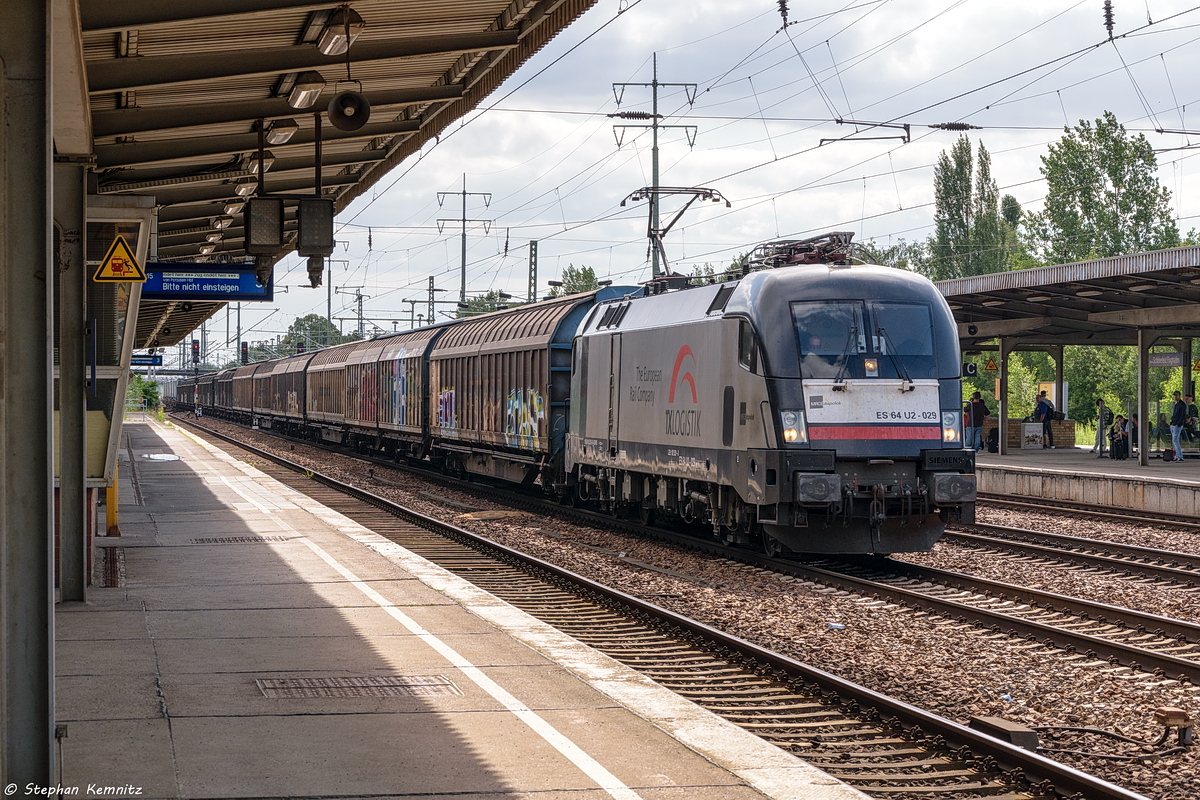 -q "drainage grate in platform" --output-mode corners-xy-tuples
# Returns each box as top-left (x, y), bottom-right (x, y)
(189, 536), (290, 544)
(101, 547), (124, 588)
(255, 676), (462, 699)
